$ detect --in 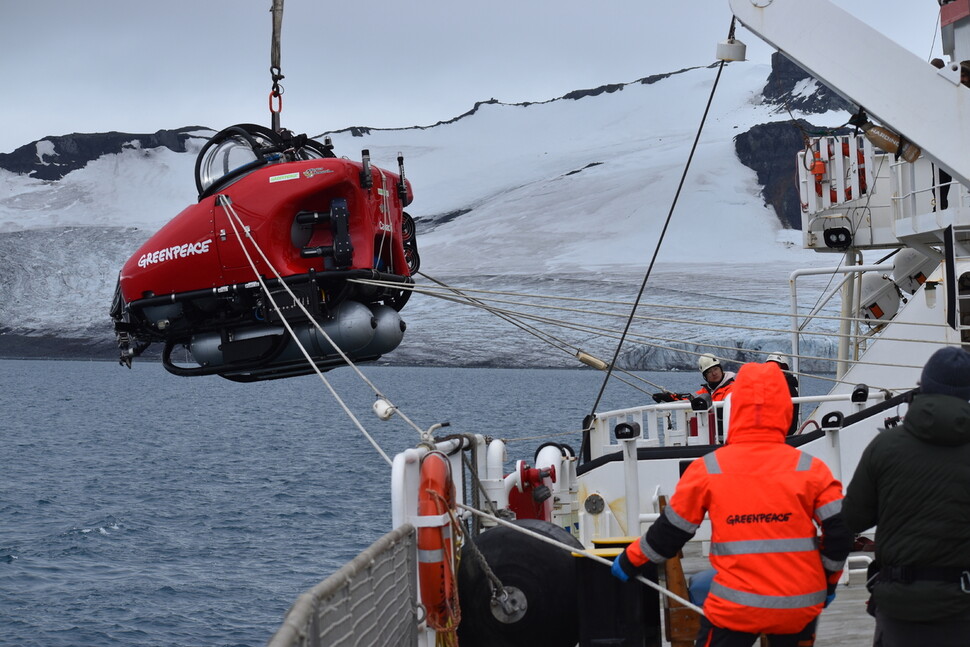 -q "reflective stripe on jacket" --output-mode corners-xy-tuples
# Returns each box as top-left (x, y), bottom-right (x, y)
(631, 362), (850, 635)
